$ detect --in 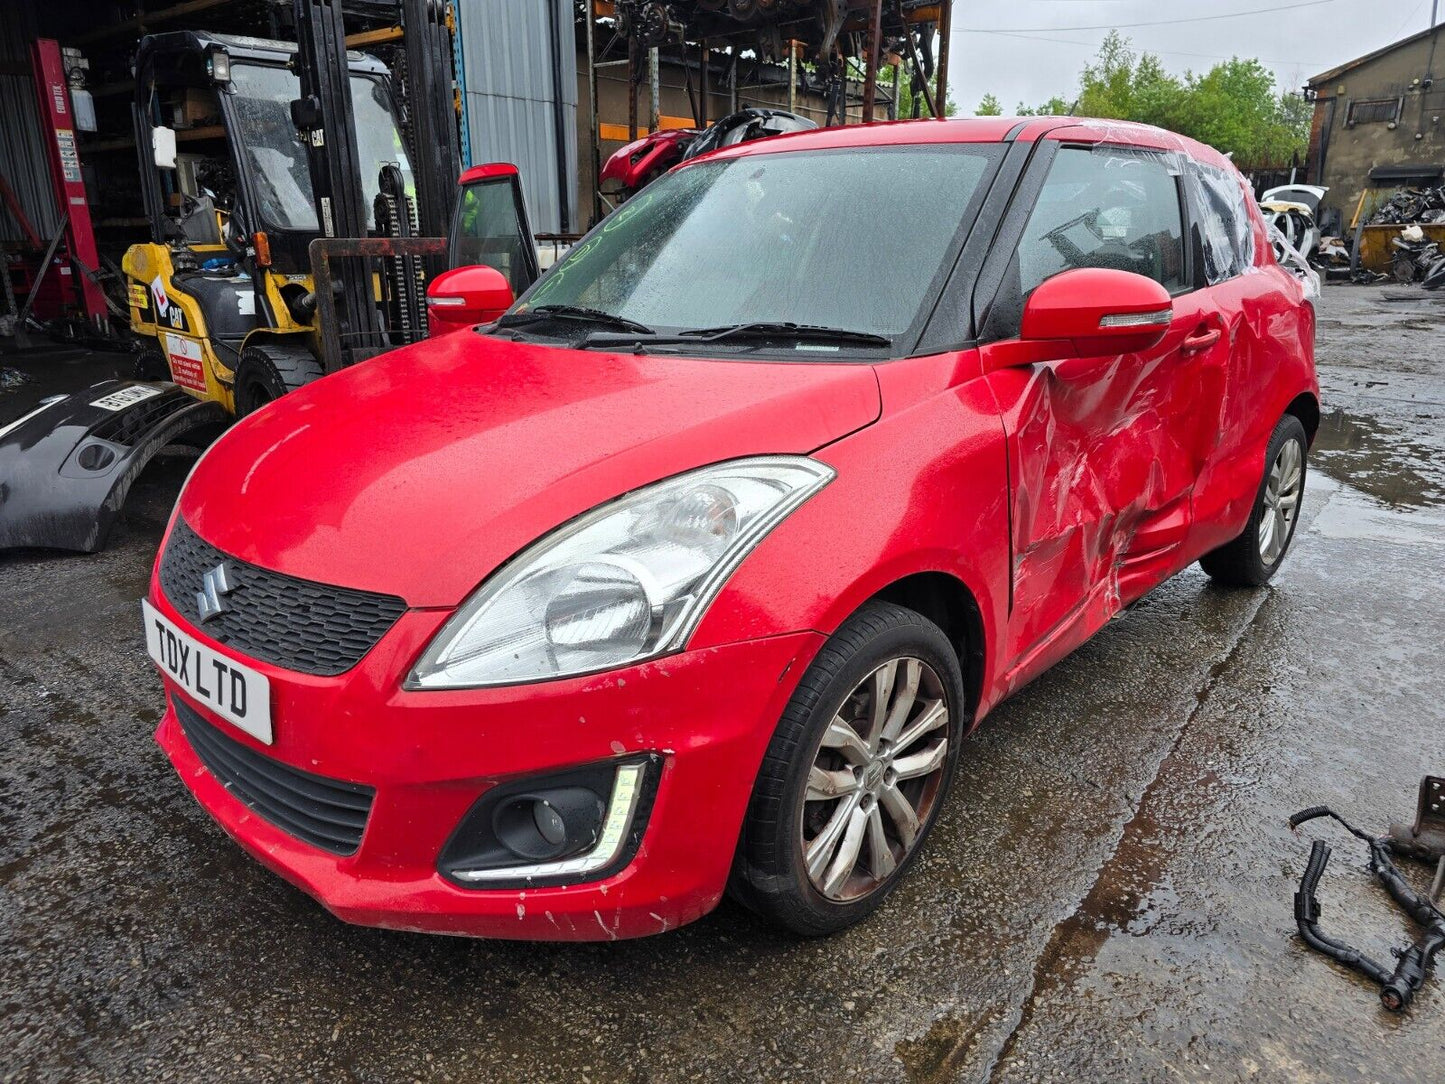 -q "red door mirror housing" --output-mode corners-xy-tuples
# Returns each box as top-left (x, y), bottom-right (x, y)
(426, 265), (516, 337)
(1012, 267), (1174, 363)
